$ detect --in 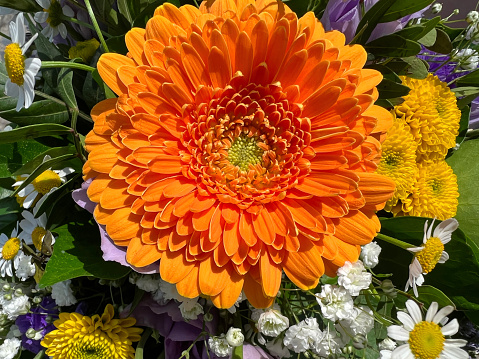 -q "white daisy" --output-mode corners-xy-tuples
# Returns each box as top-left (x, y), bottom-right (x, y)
(34, 0), (74, 41)
(13, 155), (75, 209)
(385, 300), (468, 359)
(0, 7), (19, 15)
(405, 218), (459, 297)
(3, 13), (40, 111)
(18, 208), (54, 252)
(0, 225), (34, 280)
